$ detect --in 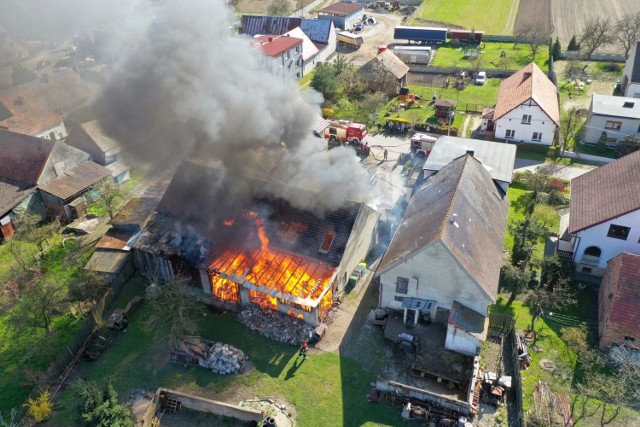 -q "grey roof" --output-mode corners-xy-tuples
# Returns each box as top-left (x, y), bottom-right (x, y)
(377, 154), (509, 301)
(84, 249), (130, 274)
(590, 93), (640, 120)
(630, 41), (640, 84)
(423, 136), (516, 184)
(240, 16), (333, 44)
(449, 301), (488, 339)
(79, 120), (122, 154)
(0, 181), (33, 217)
